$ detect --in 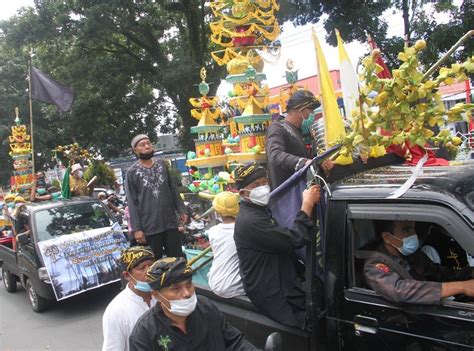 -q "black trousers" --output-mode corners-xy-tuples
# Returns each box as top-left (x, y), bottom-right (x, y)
(146, 228), (185, 260)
